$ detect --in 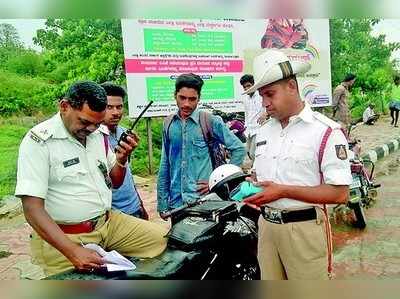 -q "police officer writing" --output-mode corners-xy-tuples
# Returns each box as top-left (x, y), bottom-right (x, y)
(15, 81), (167, 276)
(244, 50), (352, 280)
